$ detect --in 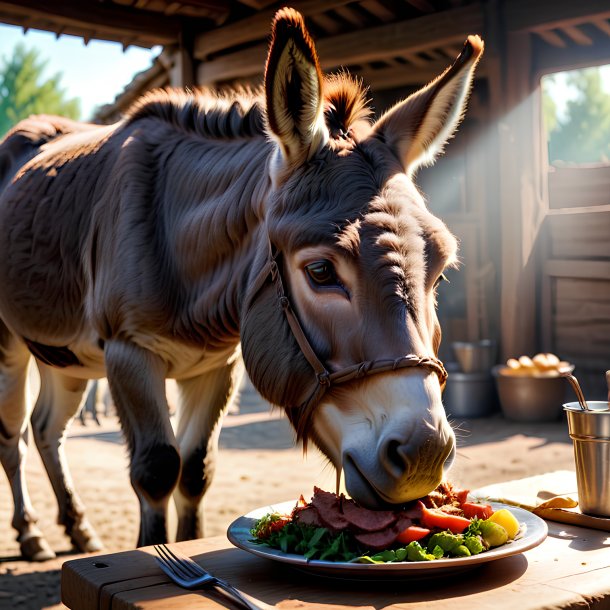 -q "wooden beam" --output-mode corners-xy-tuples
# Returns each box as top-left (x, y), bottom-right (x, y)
(534, 29), (610, 73)
(197, 4), (483, 84)
(333, 5), (367, 29)
(0, 0), (185, 46)
(237, 0), (276, 8)
(536, 29), (567, 48)
(359, 0), (395, 23)
(505, 0), (610, 33)
(194, 0), (353, 59)
(498, 31), (545, 359)
(593, 19), (610, 37)
(363, 55), (488, 91)
(404, 0), (435, 13)
(560, 25), (593, 46)
(309, 12), (343, 36)
(359, 60), (449, 90)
